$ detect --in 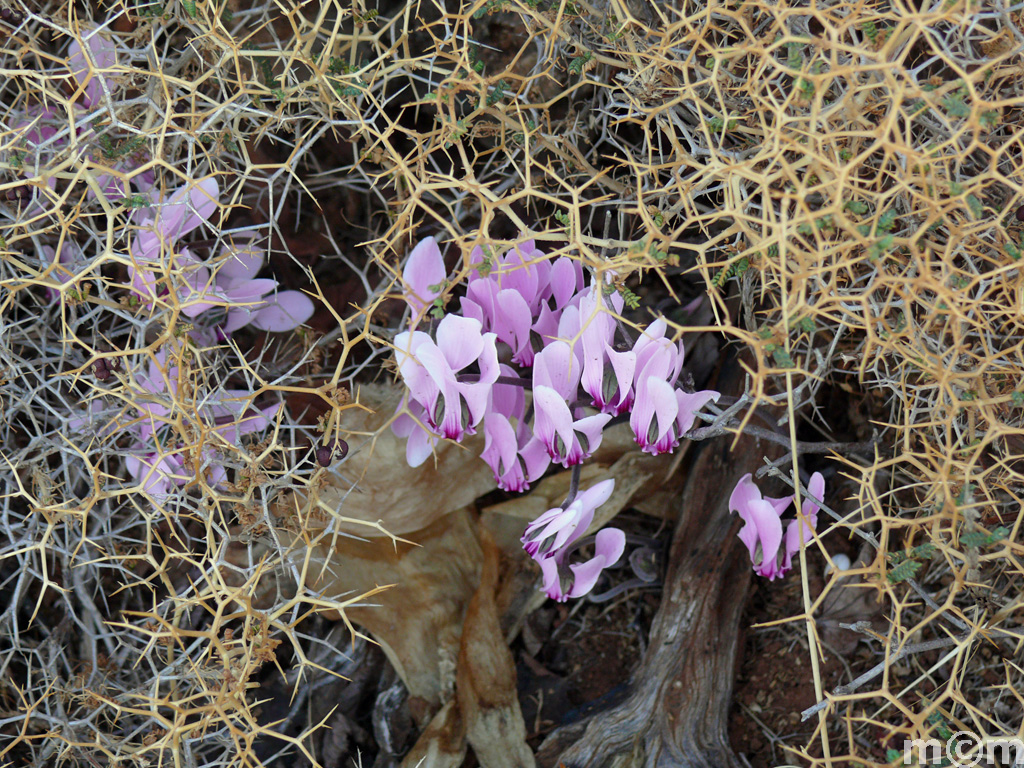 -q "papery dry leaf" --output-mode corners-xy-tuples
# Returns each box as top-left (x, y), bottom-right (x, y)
(284, 384), (496, 537)
(401, 700), (466, 768)
(457, 527), (535, 768)
(309, 507), (483, 711)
